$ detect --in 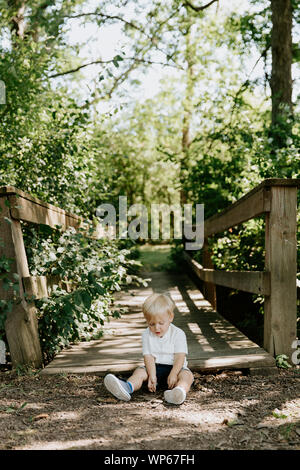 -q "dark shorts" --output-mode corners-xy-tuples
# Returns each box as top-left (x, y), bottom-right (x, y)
(155, 363), (173, 389)
(138, 363), (192, 390)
